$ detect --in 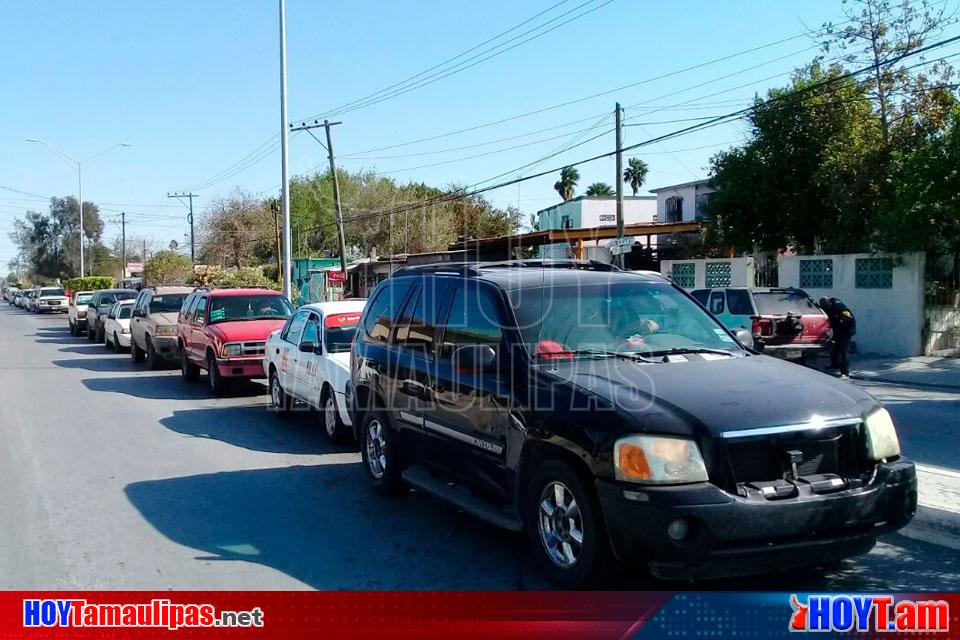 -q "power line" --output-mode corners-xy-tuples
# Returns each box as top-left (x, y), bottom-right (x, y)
(297, 0), (574, 120)
(299, 0), (614, 121)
